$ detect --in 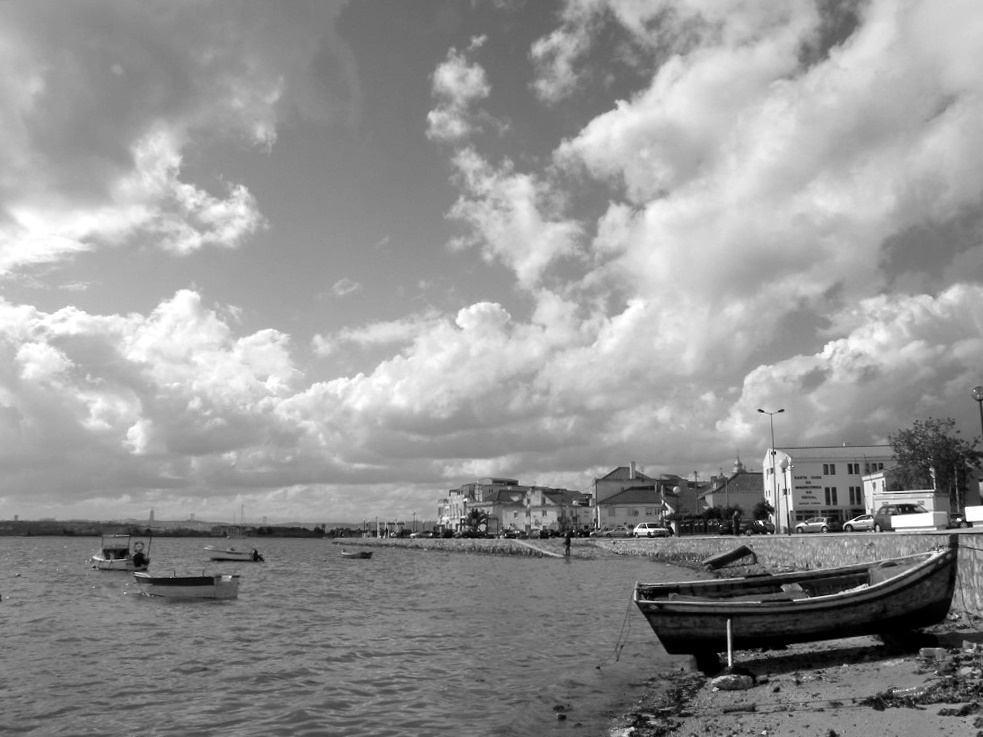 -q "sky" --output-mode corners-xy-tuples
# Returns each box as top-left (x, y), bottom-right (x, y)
(2, 0), (983, 525)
